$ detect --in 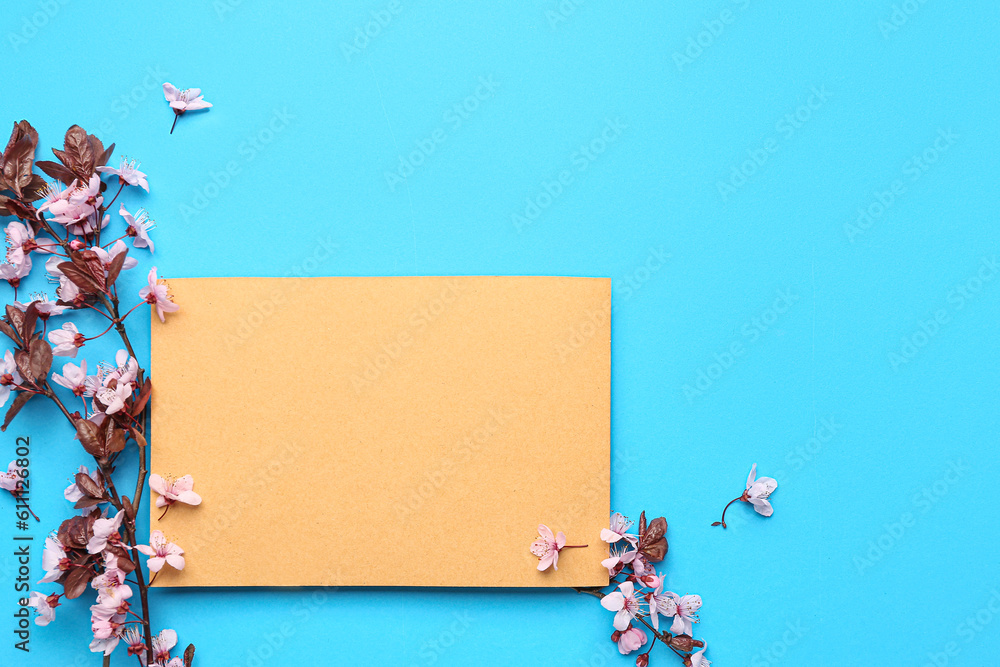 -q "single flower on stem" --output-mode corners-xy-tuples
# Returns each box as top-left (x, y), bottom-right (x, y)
(139, 267), (179, 322)
(26, 591), (61, 626)
(149, 474), (202, 518)
(16, 292), (67, 319)
(136, 531), (185, 573)
(119, 203), (155, 252)
(0, 256), (32, 292)
(530, 524), (587, 571)
(162, 83), (212, 134)
(601, 543), (637, 577)
(122, 625), (147, 660)
(94, 381), (132, 416)
(97, 156), (149, 192)
(91, 240), (138, 274)
(663, 592), (702, 636)
(48, 322), (85, 357)
(712, 463), (779, 528)
(0, 460), (37, 520)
